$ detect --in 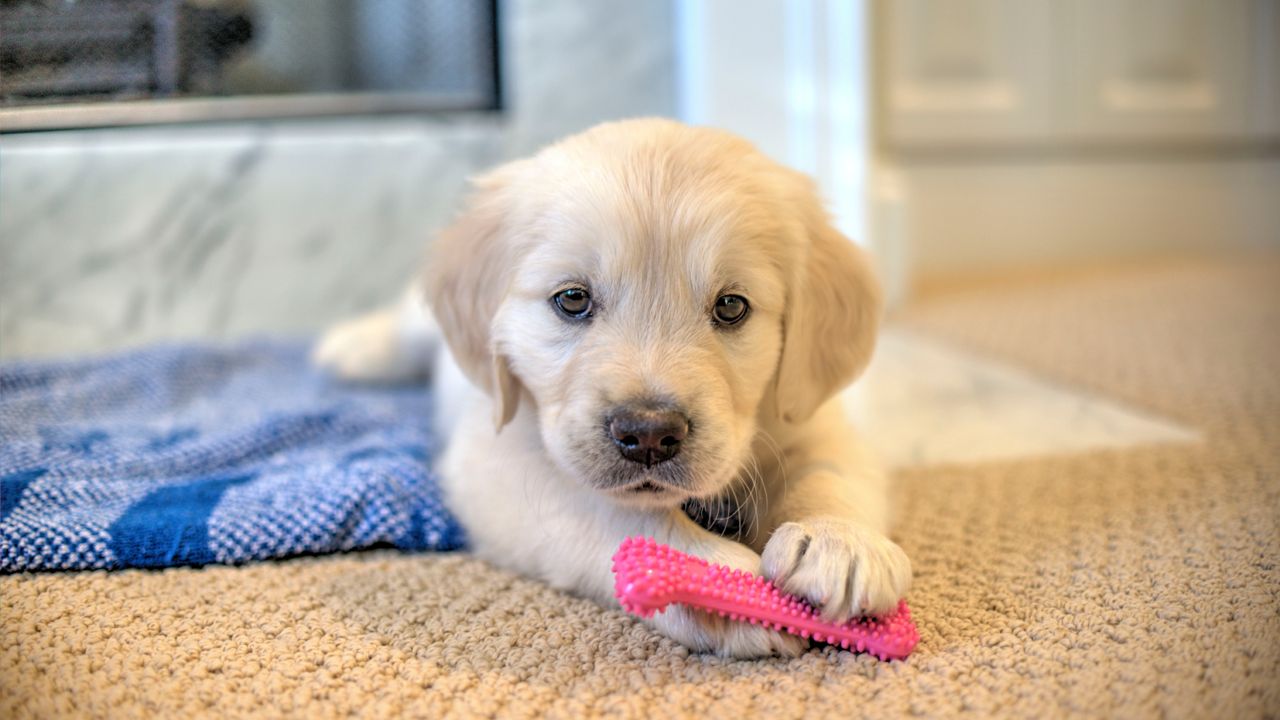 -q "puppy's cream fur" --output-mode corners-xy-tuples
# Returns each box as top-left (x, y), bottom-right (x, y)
(315, 119), (910, 658)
